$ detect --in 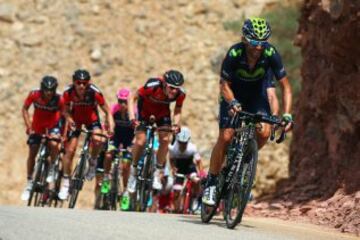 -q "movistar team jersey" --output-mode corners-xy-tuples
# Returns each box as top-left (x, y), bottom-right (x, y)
(221, 42), (286, 101)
